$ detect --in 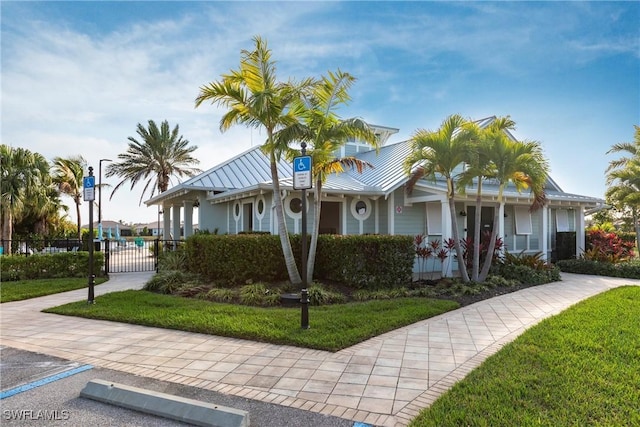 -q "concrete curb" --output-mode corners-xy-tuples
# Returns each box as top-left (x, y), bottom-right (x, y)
(80, 379), (249, 427)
